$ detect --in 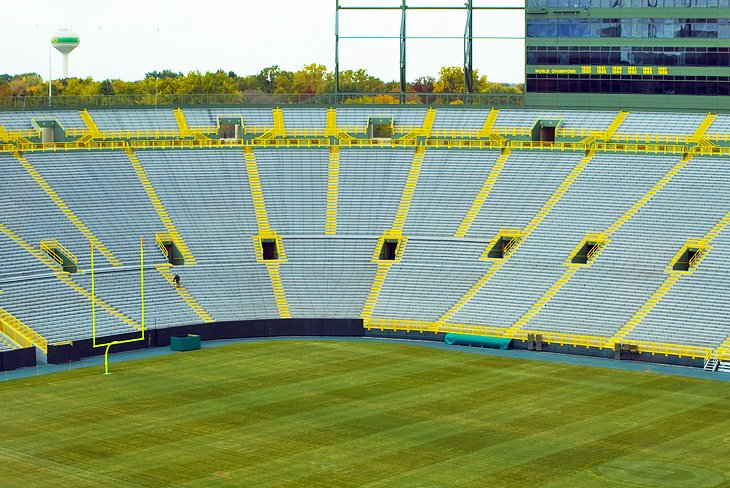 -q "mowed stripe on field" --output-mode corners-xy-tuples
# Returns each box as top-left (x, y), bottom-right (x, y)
(0, 340), (728, 487)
